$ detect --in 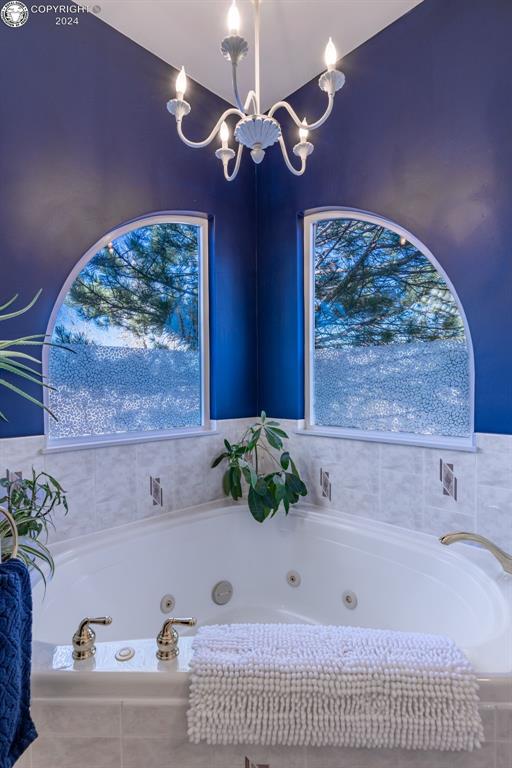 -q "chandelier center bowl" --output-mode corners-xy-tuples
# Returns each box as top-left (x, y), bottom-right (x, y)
(234, 115), (282, 150)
